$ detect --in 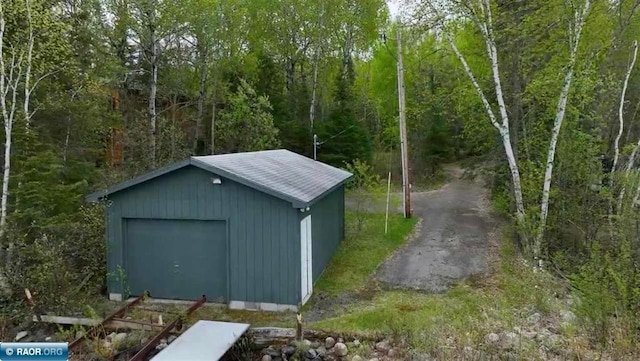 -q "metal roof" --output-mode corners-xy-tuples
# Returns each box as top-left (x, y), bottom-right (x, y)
(86, 149), (353, 208)
(150, 320), (250, 361)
